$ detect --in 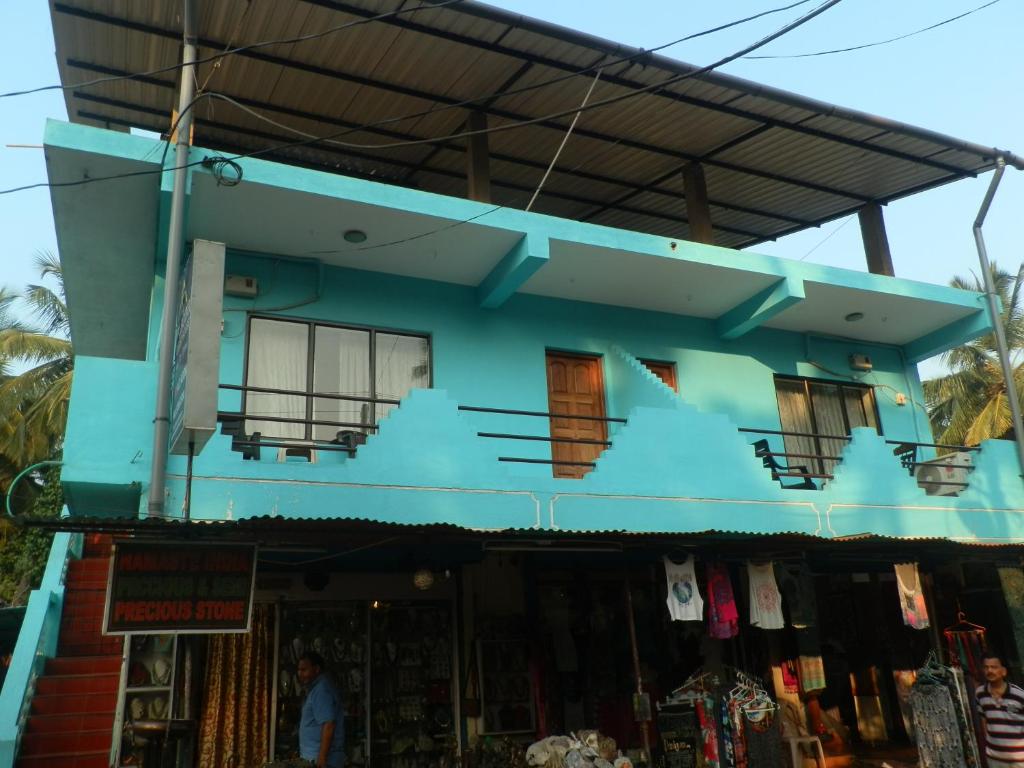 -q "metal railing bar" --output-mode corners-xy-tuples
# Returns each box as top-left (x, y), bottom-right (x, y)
(498, 457), (597, 467)
(460, 405), (627, 423)
(886, 439), (980, 452)
(908, 462), (974, 469)
(740, 427), (851, 441)
(220, 382), (401, 405)
(774, 472), (834, 480)
(917, 480), (970, 487)
(231, 439), (355, 454)
(478, 432), (612, 446)
(761, 451), (842, 461)
(219, 411), (378, 431)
